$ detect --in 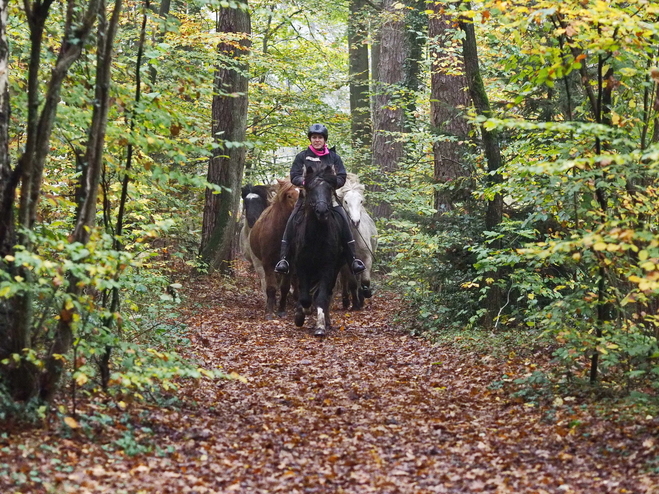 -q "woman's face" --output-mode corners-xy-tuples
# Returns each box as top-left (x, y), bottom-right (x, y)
(309, 134), (326, 150)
